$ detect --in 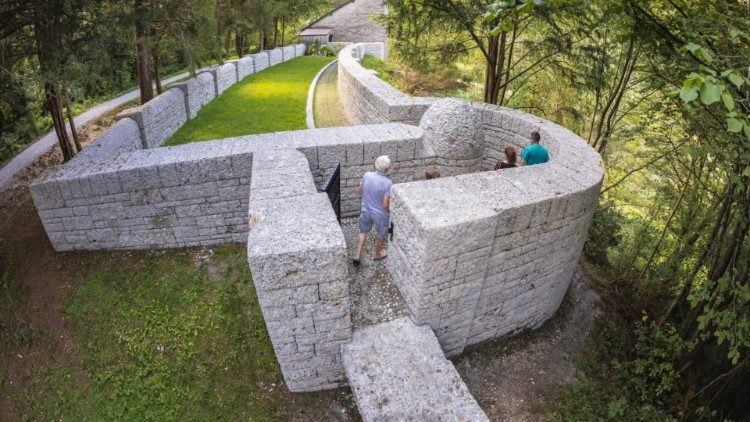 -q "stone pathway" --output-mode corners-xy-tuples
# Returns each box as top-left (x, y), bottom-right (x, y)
(341, 218), (408, 329)
(312, 63), (350, 128)
(342, 317), (489, 421)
